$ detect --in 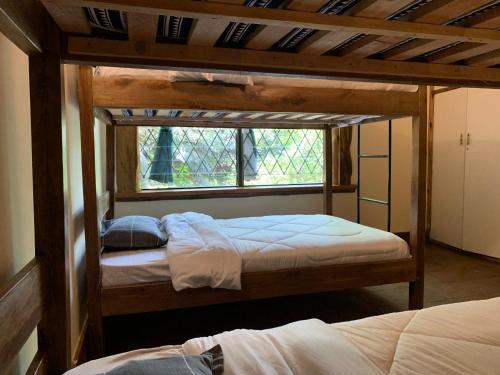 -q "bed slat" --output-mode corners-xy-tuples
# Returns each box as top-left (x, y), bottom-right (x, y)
(0, 260), (42, 374)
